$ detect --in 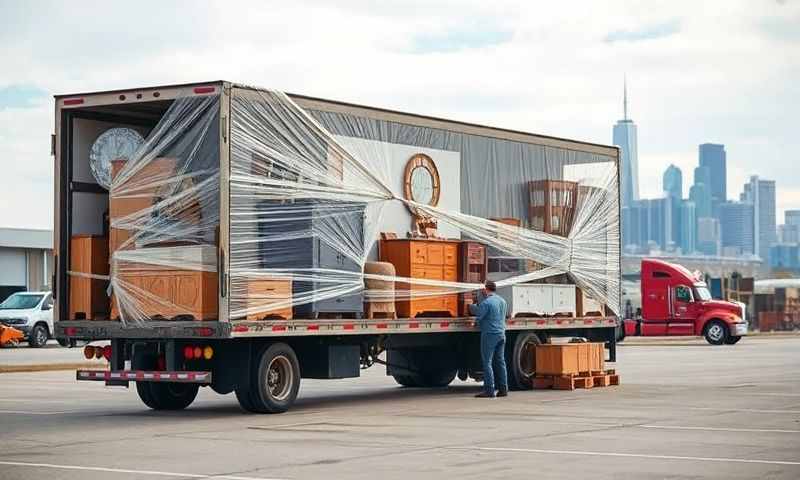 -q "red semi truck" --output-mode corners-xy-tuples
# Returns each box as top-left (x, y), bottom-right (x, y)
(622, 259), (747, 345)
